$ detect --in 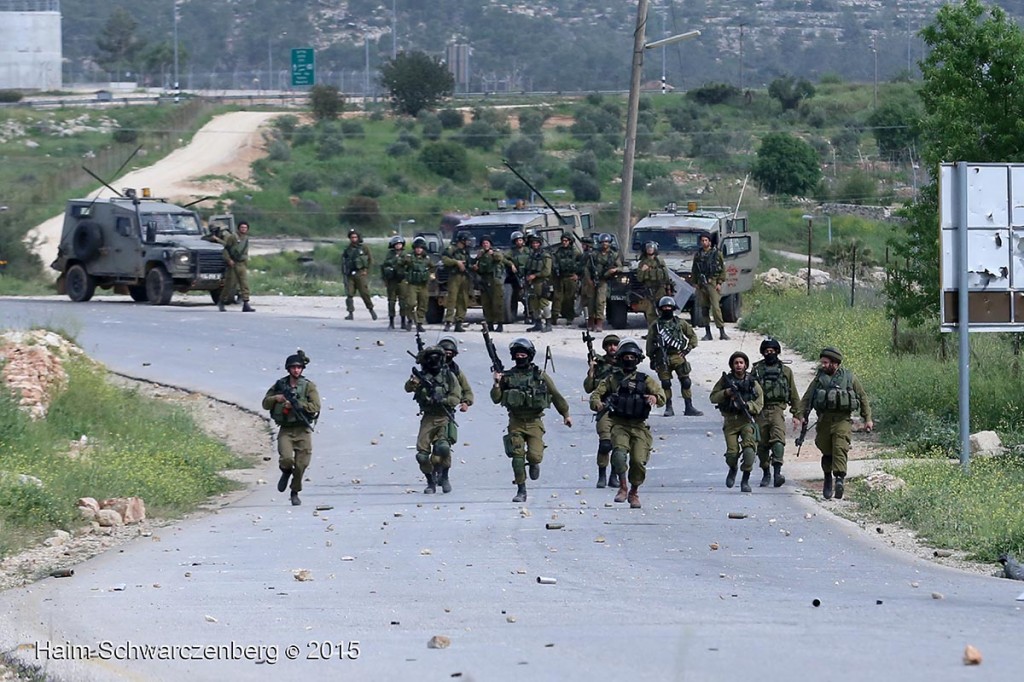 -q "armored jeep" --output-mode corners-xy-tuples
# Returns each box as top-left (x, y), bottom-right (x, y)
(606, 202), (759, 328)
(51, 188), (231, 305)
(421, 202), (592, 324)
